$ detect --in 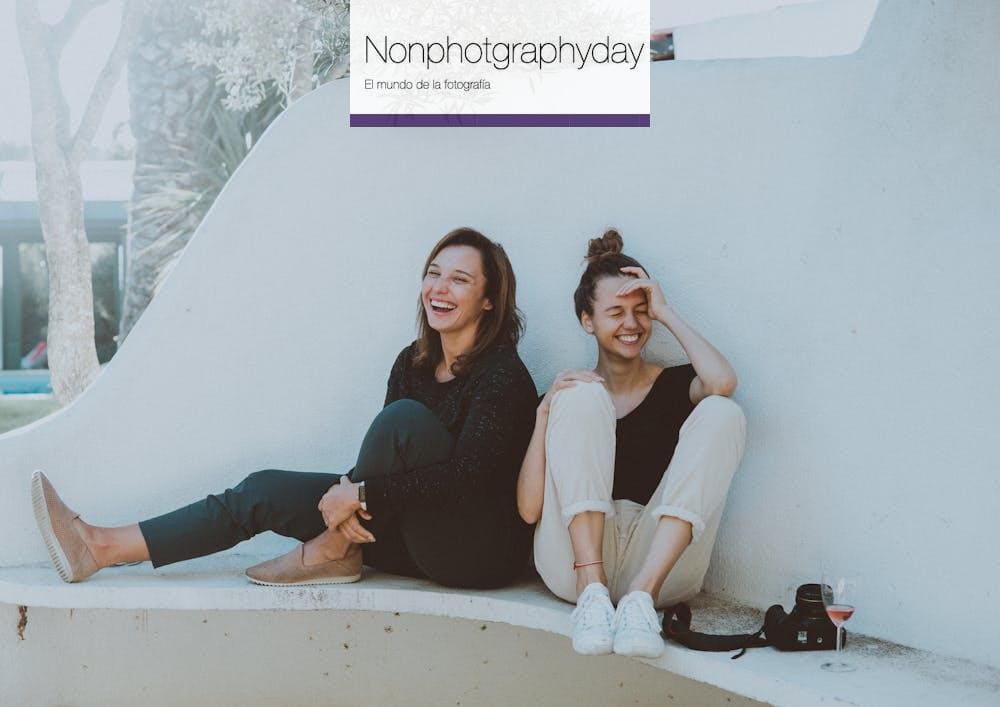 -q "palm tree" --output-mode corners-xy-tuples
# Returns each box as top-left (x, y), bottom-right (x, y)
(119, 0), (347, 344)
